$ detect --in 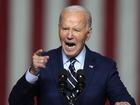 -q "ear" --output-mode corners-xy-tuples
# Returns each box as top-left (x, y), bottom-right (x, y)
(86, 27), (92, 41)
